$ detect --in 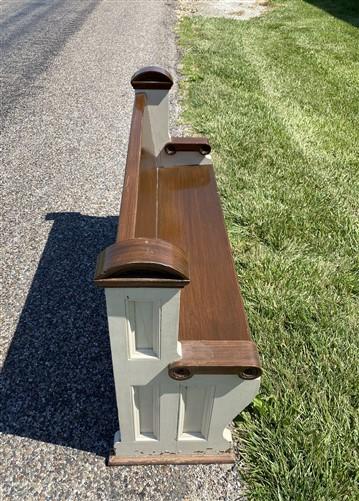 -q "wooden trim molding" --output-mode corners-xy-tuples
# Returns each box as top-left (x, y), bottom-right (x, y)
(131, 66), (173, 90)
(94, 277), (188, 288)
(95, 238), (190, 287)
(168, 340), (262, 380)
(108, 451), (235, 466)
